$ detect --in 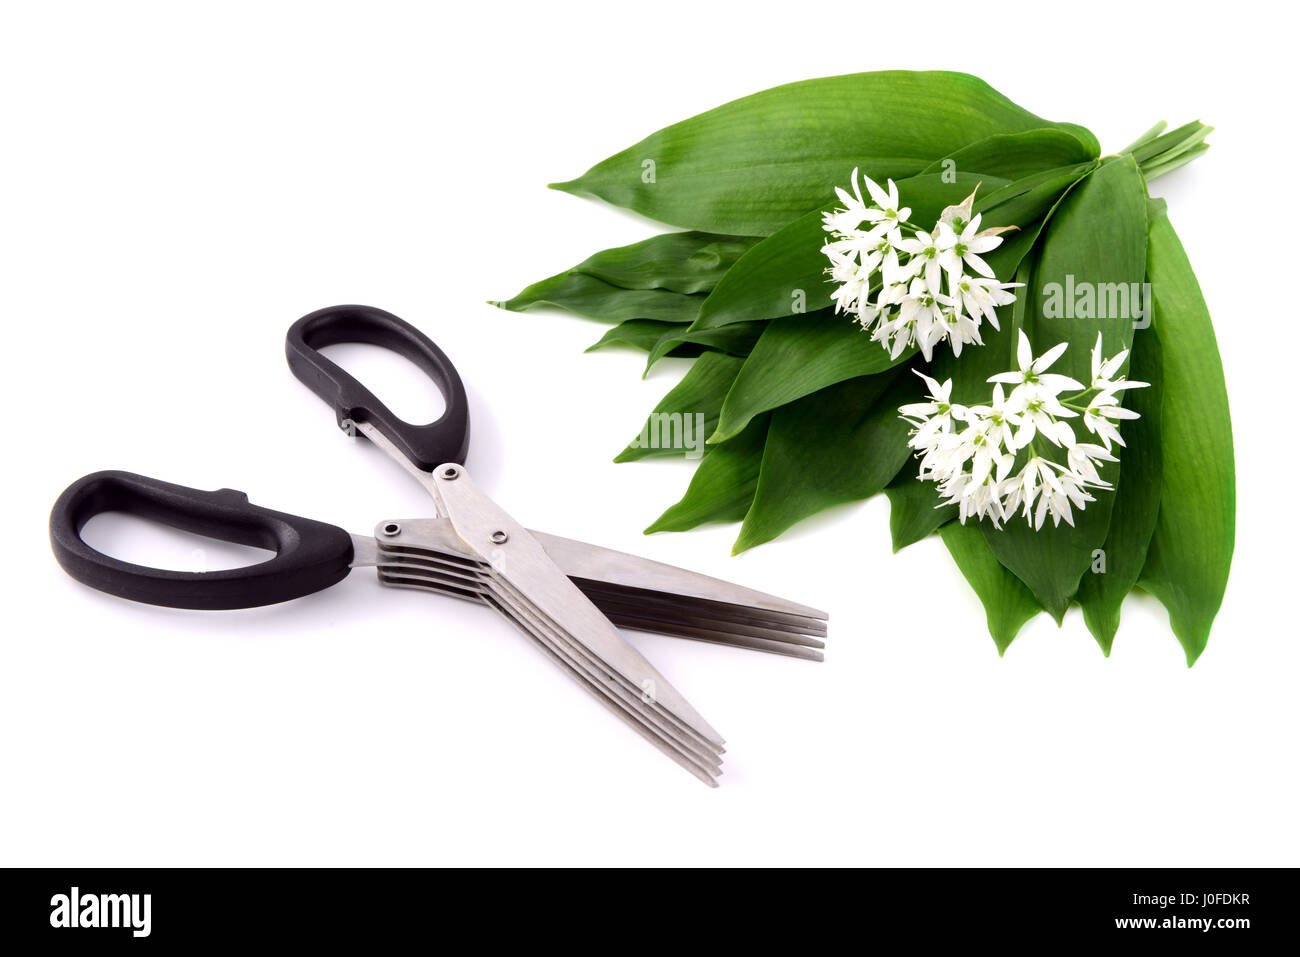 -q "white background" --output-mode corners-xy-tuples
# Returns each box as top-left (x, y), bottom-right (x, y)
(1, 1), (1293, 867)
